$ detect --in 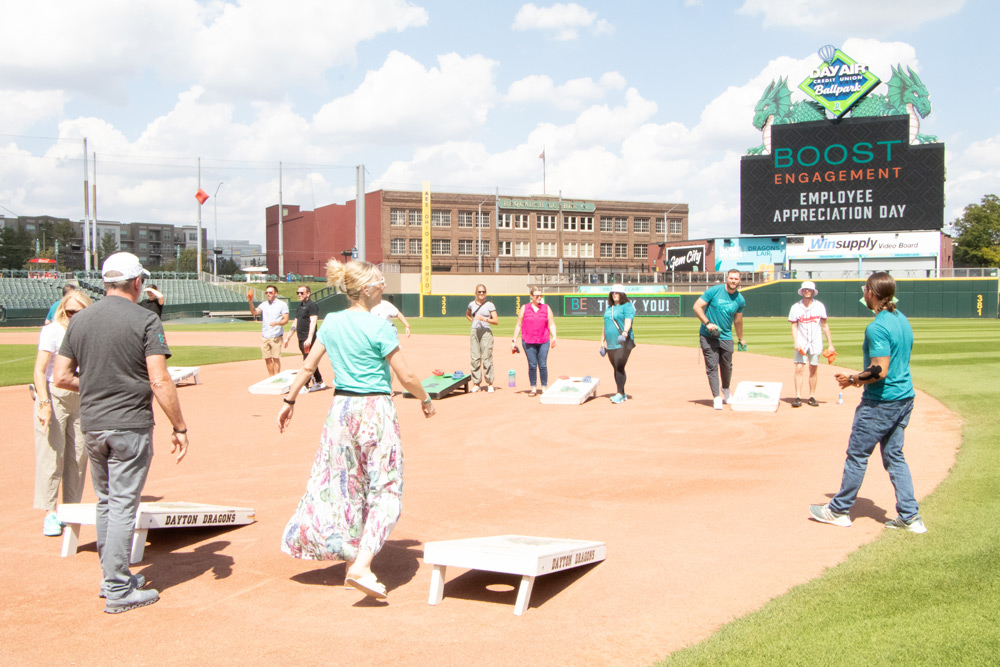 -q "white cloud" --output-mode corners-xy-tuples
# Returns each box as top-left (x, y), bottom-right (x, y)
(312, 51), (498, 144)
(512, 3), (613, 40)
(0, 90), (69, 134)
(738, 0), (964, 32)
(505, 72), (626, 110)
(943, 134), (1000, 224)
